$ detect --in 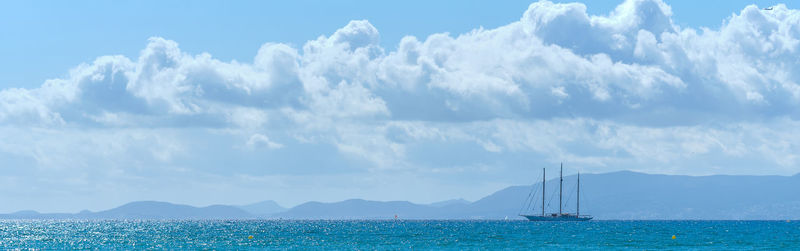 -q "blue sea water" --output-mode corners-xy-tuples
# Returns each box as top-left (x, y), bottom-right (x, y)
(0, 220), (798, 249)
